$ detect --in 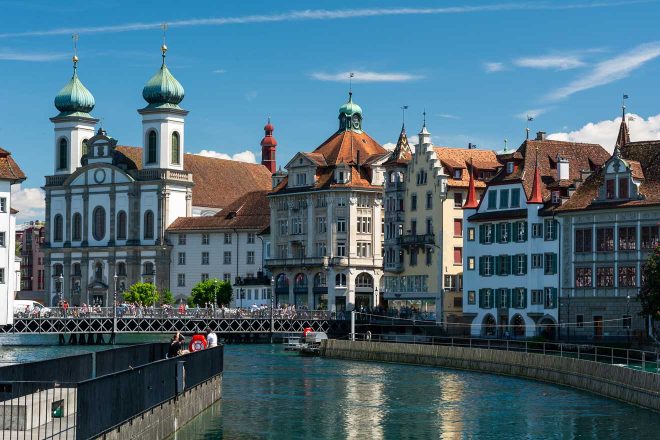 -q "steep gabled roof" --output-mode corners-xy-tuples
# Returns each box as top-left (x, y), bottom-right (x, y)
(433, 147), (500, 188)
(0, 147), (26, 182)
(312, 129), (387, 165)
